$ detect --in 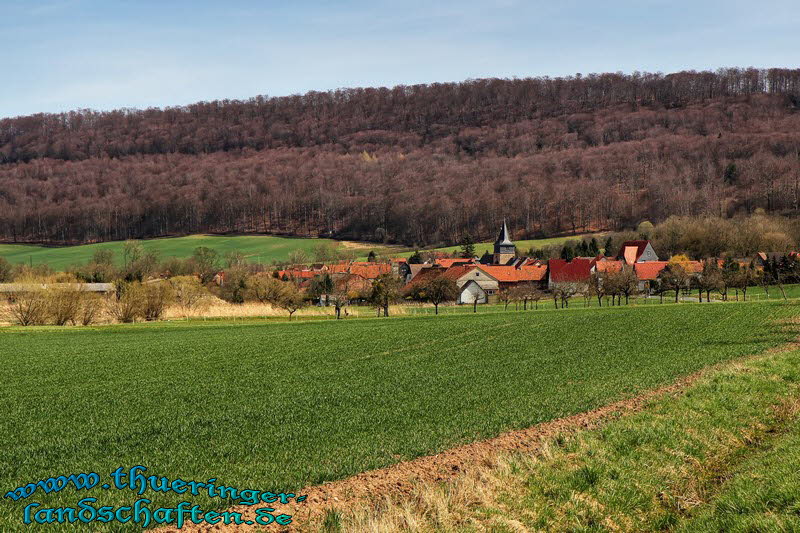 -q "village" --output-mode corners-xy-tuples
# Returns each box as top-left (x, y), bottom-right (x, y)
(2, 219), (798, 327)
(272, 221), (798, 310)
